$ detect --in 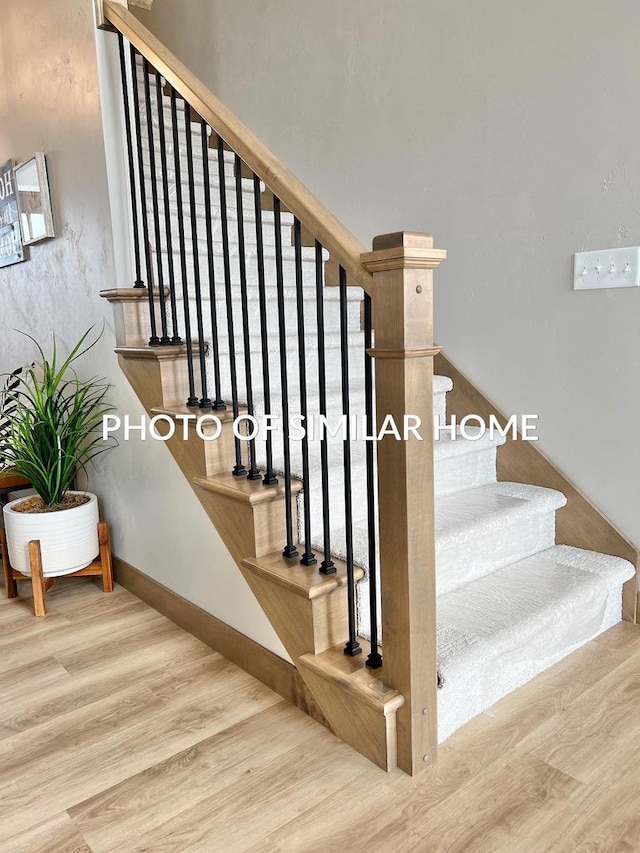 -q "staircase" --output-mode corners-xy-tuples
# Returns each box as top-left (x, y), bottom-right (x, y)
(99, 1), (638, 775)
